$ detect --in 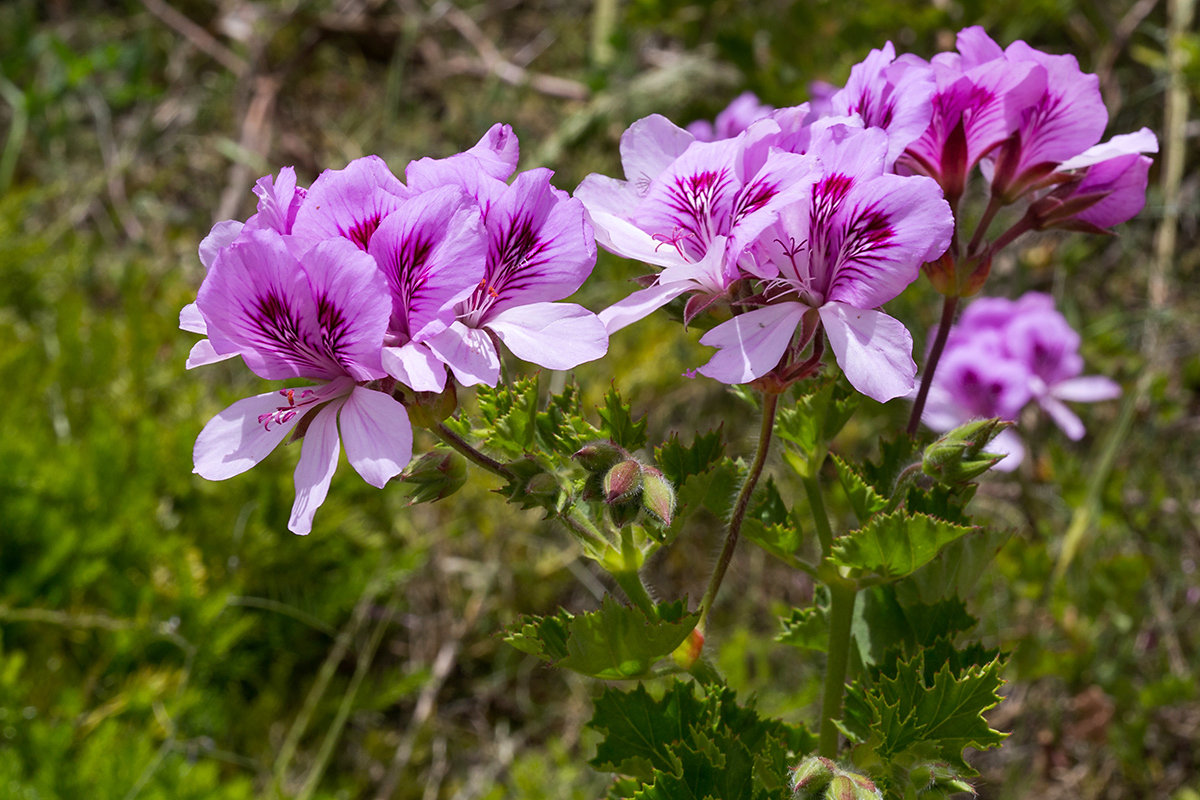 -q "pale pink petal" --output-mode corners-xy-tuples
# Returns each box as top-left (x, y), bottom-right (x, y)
(180, 302), (207, 334)
(1038, 395), (1086, 440)
(487, 302), (608, 370)
(339, 386), (412, 489)
(1051, 375), (1122, 403)
(199, 220), (245, 271)
(598, 283), (691, 334)
(697, 302), (807, 384)
(186, 339), (238, 369)
(192, 381), (351, 481)
(289, 398), (346, 535)
(291, 156), (410, 251)
(426, 320), (501, 387)
(619, 114), (695, 188)
(1057, 128), (1158, 171)
(382, 342), (447, 392)
(956, 26), (1005, 70)
(465, 123), (520, 180)
(819, 302), (916, 403)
